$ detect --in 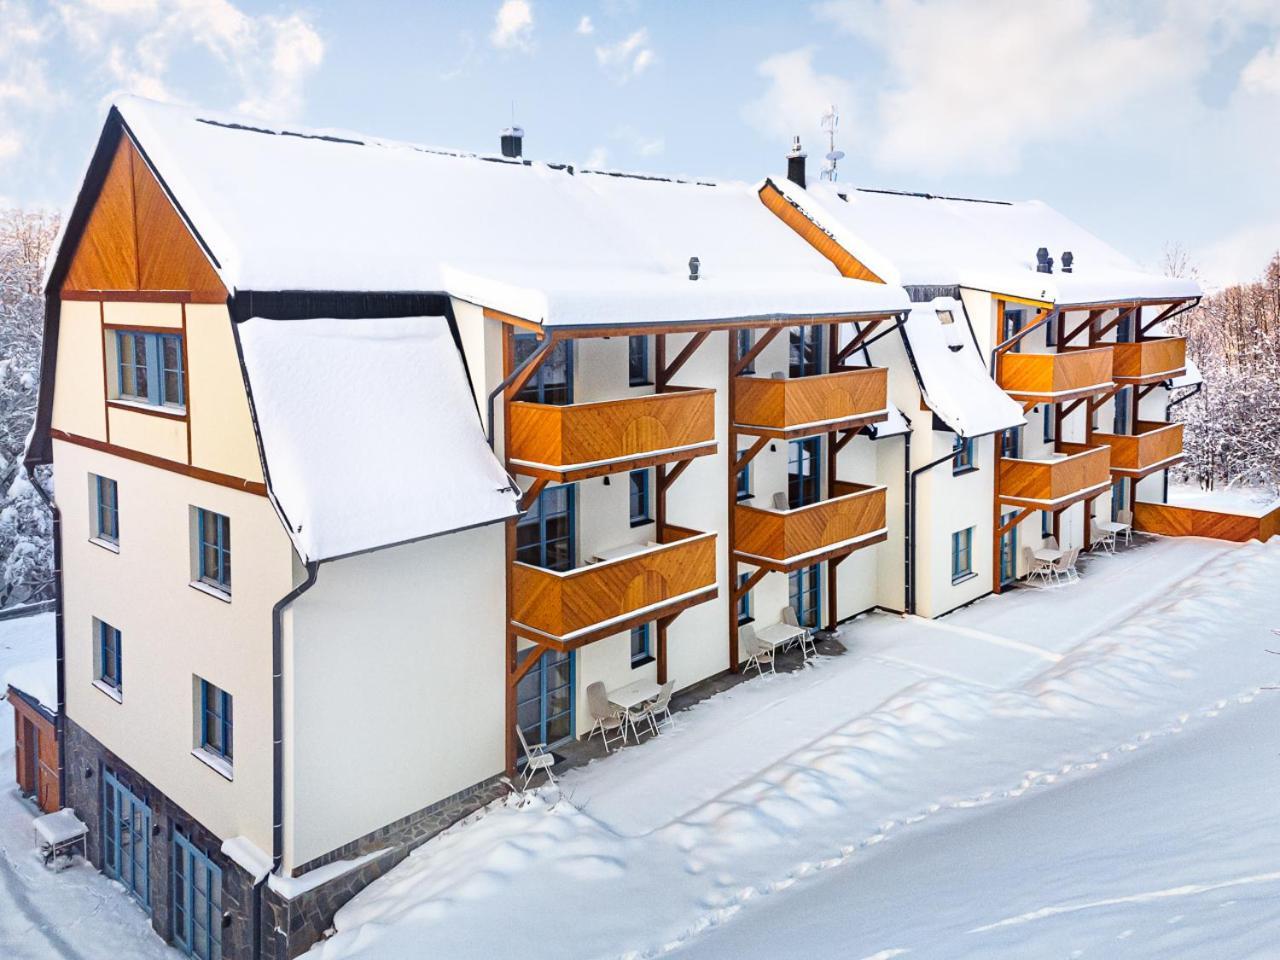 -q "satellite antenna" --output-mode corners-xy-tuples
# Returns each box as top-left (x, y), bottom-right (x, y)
(820, 104), (844, 182)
